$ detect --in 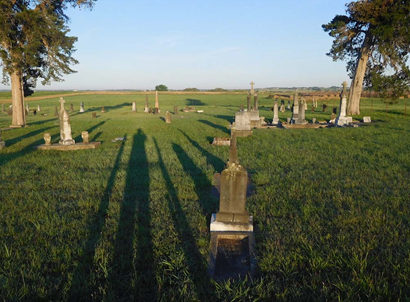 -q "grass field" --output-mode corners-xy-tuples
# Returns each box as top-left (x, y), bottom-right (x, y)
(0, 92), (409, 301)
